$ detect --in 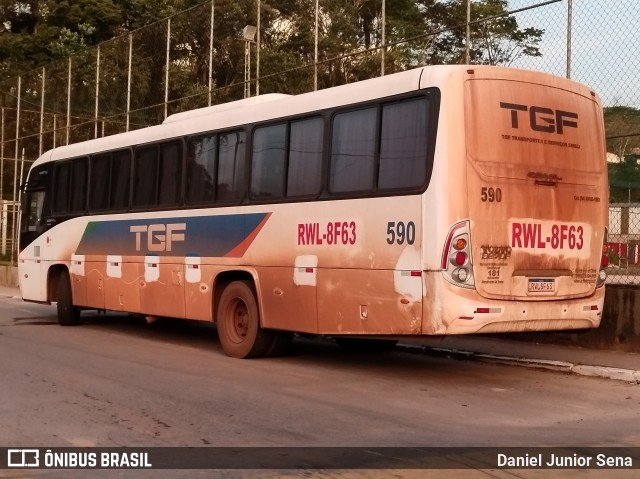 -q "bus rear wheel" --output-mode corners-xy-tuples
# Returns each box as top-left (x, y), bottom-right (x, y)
(216, 281), (273, 359)
(57, 269), (80, 326)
